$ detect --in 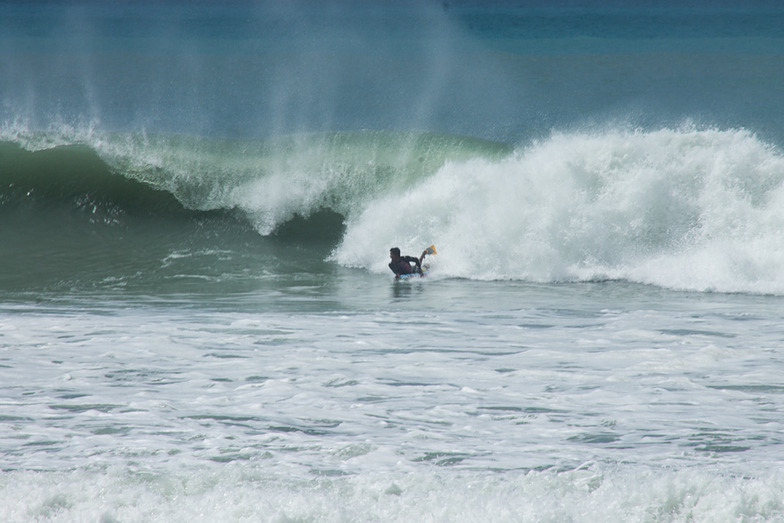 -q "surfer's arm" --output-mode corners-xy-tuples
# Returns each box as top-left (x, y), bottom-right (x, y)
(402, 255), (421, 270)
